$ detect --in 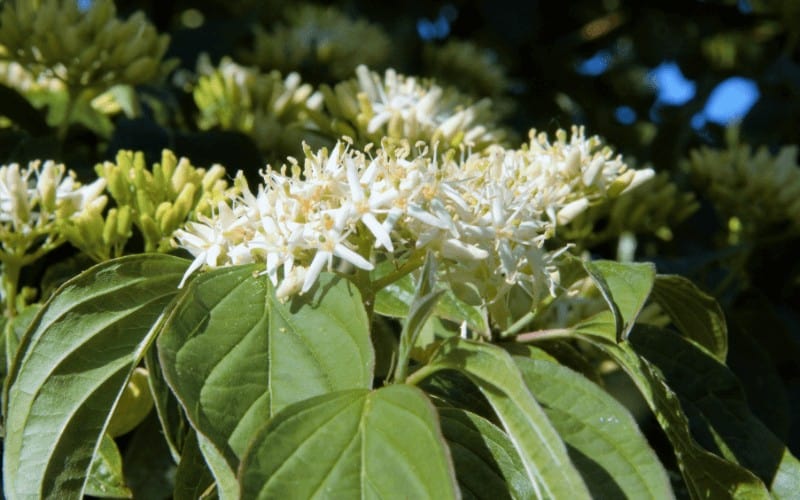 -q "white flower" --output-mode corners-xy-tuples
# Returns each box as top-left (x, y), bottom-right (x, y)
(173, 201), (253, 287)
(353, 65), (505, 148)
(0, 160), (107, 256)
(173, 126), (649, 302)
